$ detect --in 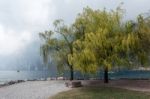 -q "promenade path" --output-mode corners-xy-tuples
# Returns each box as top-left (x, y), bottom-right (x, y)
(0, 81), (70, 99)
